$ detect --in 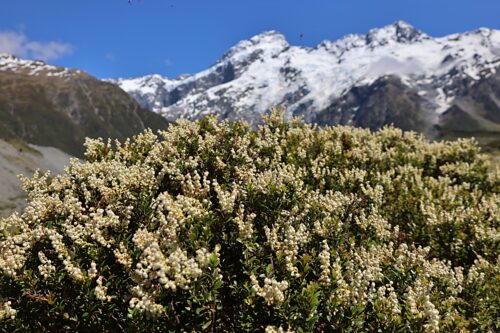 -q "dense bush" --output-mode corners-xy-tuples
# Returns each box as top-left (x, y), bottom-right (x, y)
(0, 110), (499, 332)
